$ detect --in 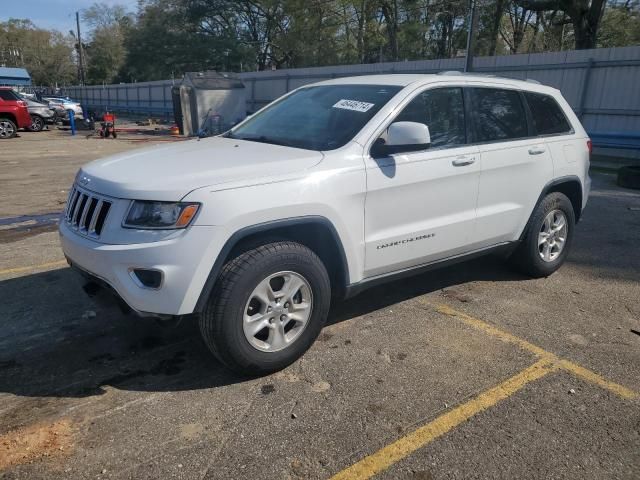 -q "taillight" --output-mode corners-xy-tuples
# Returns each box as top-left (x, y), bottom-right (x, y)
(587, 139), (592, 155)
(17, 100), (27, 107)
